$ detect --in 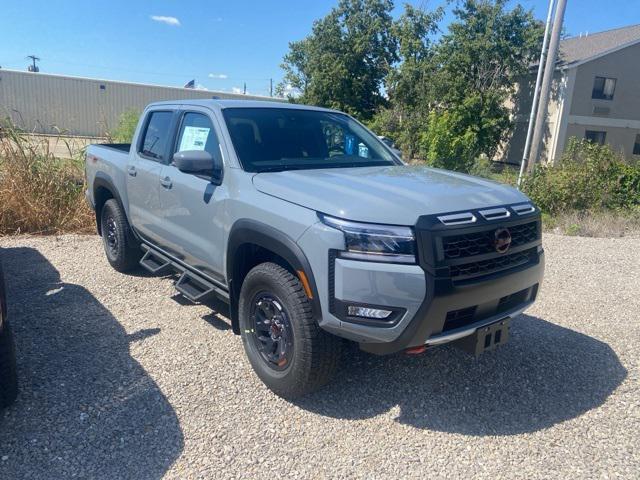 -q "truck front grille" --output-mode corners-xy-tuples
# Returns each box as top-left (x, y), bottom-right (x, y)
(442, 221), (538, 259)
(449, 247), (537, 280)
